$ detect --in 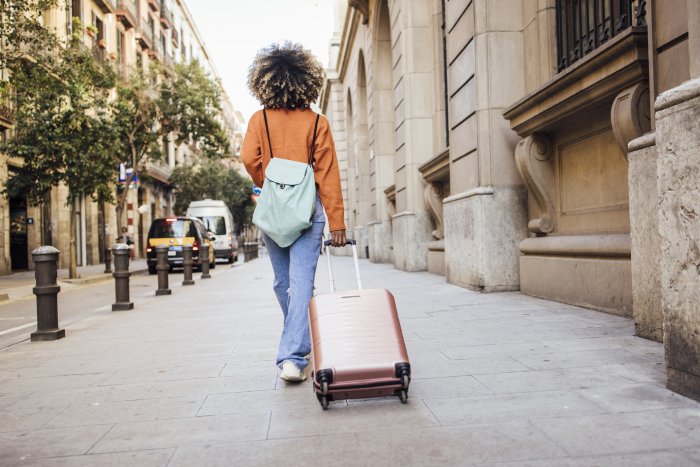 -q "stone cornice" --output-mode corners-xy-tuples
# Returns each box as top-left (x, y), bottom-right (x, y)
(418, 150), (450, 183)
(504, 27), (648, 136)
